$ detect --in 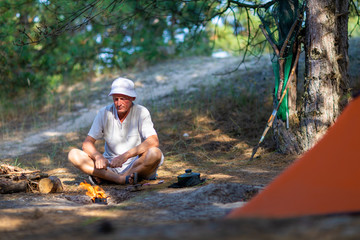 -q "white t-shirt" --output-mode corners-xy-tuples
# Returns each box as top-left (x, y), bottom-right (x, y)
(88, 103), (157, 162)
